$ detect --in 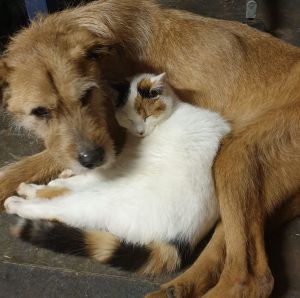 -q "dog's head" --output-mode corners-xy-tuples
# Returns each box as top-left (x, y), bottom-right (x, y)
(0, 18), (122, 173)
